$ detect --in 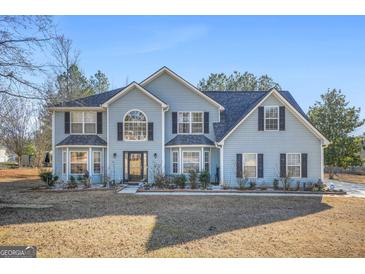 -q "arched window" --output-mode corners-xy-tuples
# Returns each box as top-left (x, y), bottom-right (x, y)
(124, 110), (147, 141)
